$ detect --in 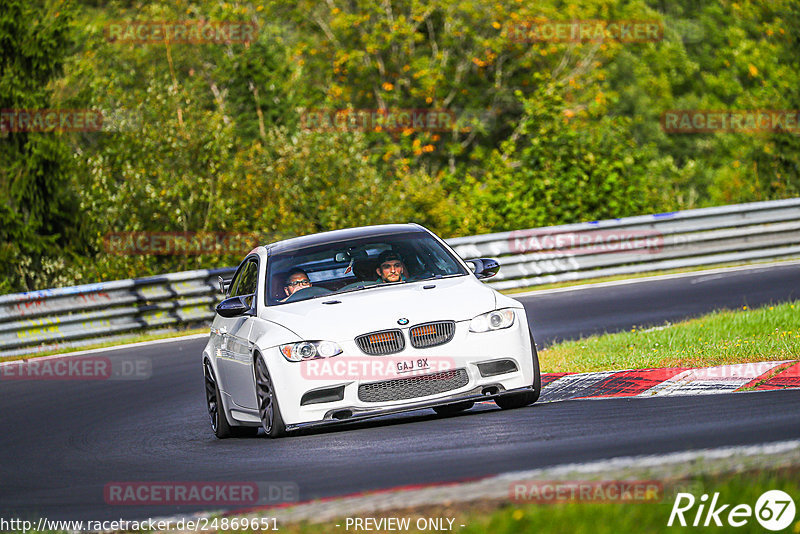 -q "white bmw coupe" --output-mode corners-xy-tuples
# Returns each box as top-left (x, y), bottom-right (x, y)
(202, 224), (540, 438)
